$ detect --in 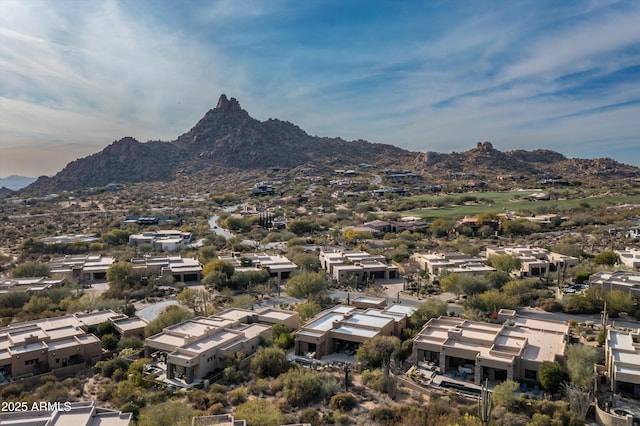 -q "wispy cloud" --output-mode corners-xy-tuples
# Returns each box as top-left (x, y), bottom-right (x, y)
(0, 0), (638, 176)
